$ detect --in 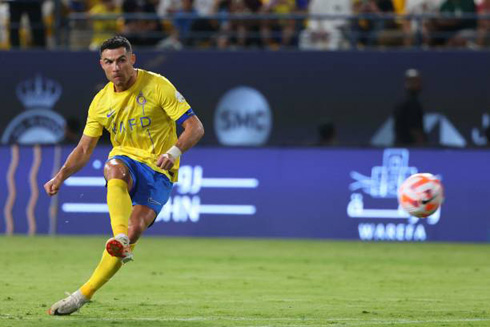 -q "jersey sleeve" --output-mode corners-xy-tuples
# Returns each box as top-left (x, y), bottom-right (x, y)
(157, 78), (191, 121)
(82, 95), (104, 138)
